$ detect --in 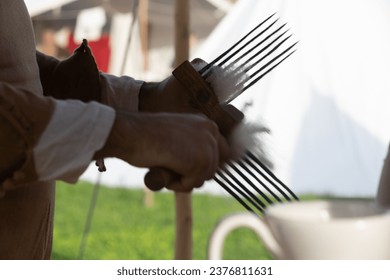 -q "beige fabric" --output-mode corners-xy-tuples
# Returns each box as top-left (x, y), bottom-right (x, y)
(0, 182), (55, 259)
(101, 73), (143, 112)
(33, 100), (115, 182)
(1, 84), (113, 187)
(0, 0), (55, 260)
(0, 0), (43, 95)
(0, 83), (55, 192)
